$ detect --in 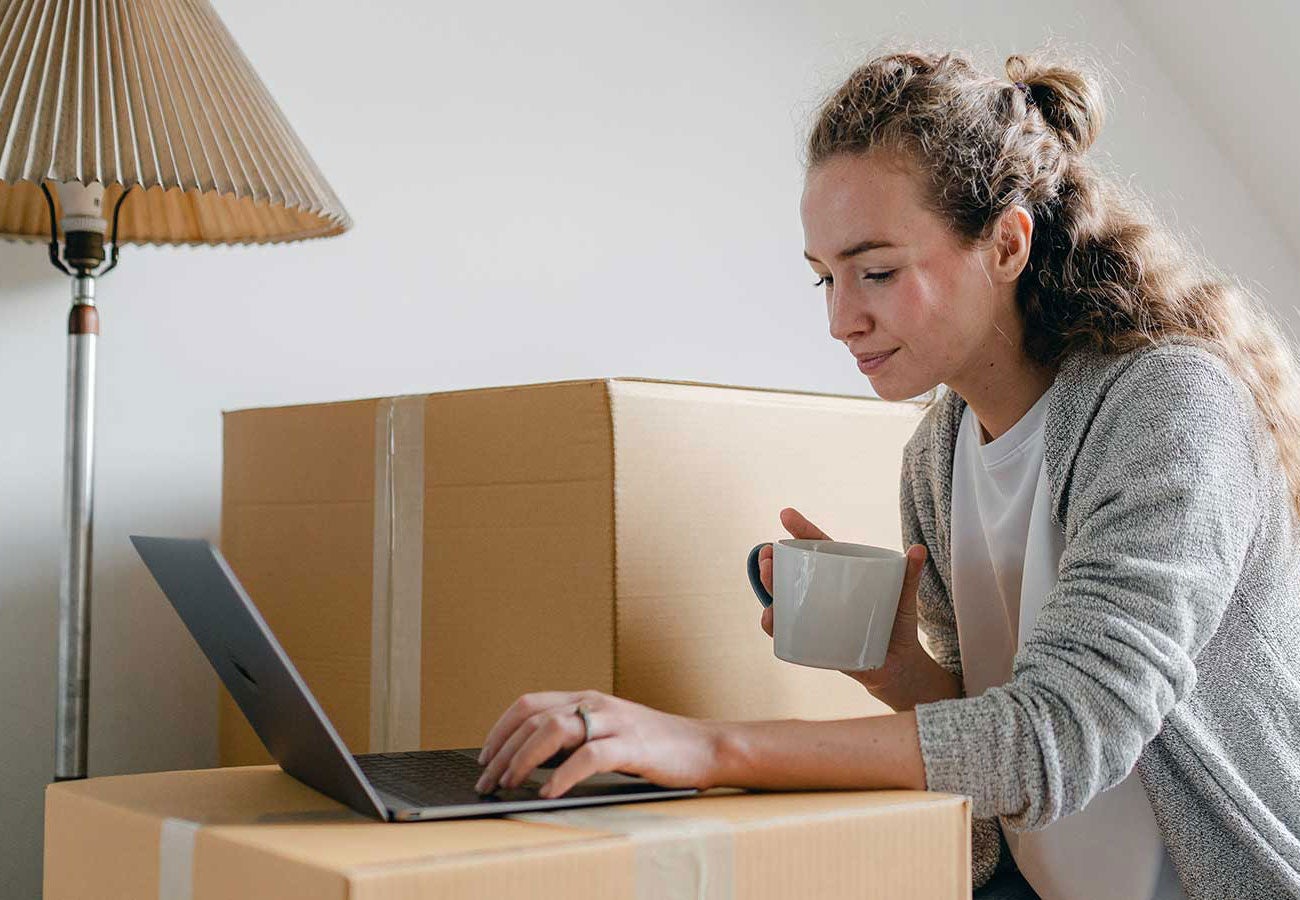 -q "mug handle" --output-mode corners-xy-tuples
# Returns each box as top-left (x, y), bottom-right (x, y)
(746, 543), (774, 608)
